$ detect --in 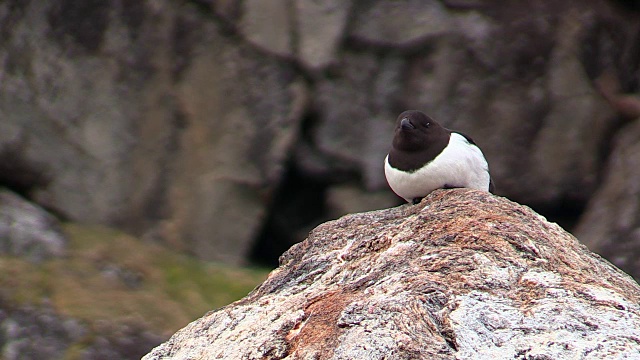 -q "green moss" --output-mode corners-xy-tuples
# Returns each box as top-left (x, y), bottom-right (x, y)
(159, 256), (265, 309)
(0, 223), (271, 335)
